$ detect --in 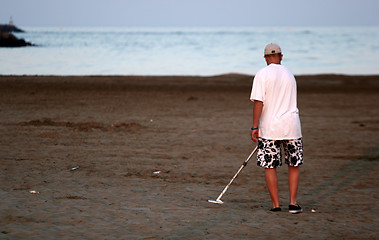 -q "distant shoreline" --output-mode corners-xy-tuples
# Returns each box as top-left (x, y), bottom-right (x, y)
(1, 73), (379, 76)
(1, 74), (378, 94)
